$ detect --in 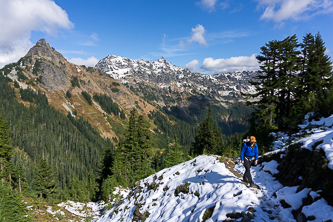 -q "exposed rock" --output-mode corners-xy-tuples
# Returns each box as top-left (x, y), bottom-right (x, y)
(296, 212), (307, 222)
(275, 143), (333, 206)
(226, 212), (242, 219)
(307, 215), (316, 221)
(280, 199), (292, 208)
